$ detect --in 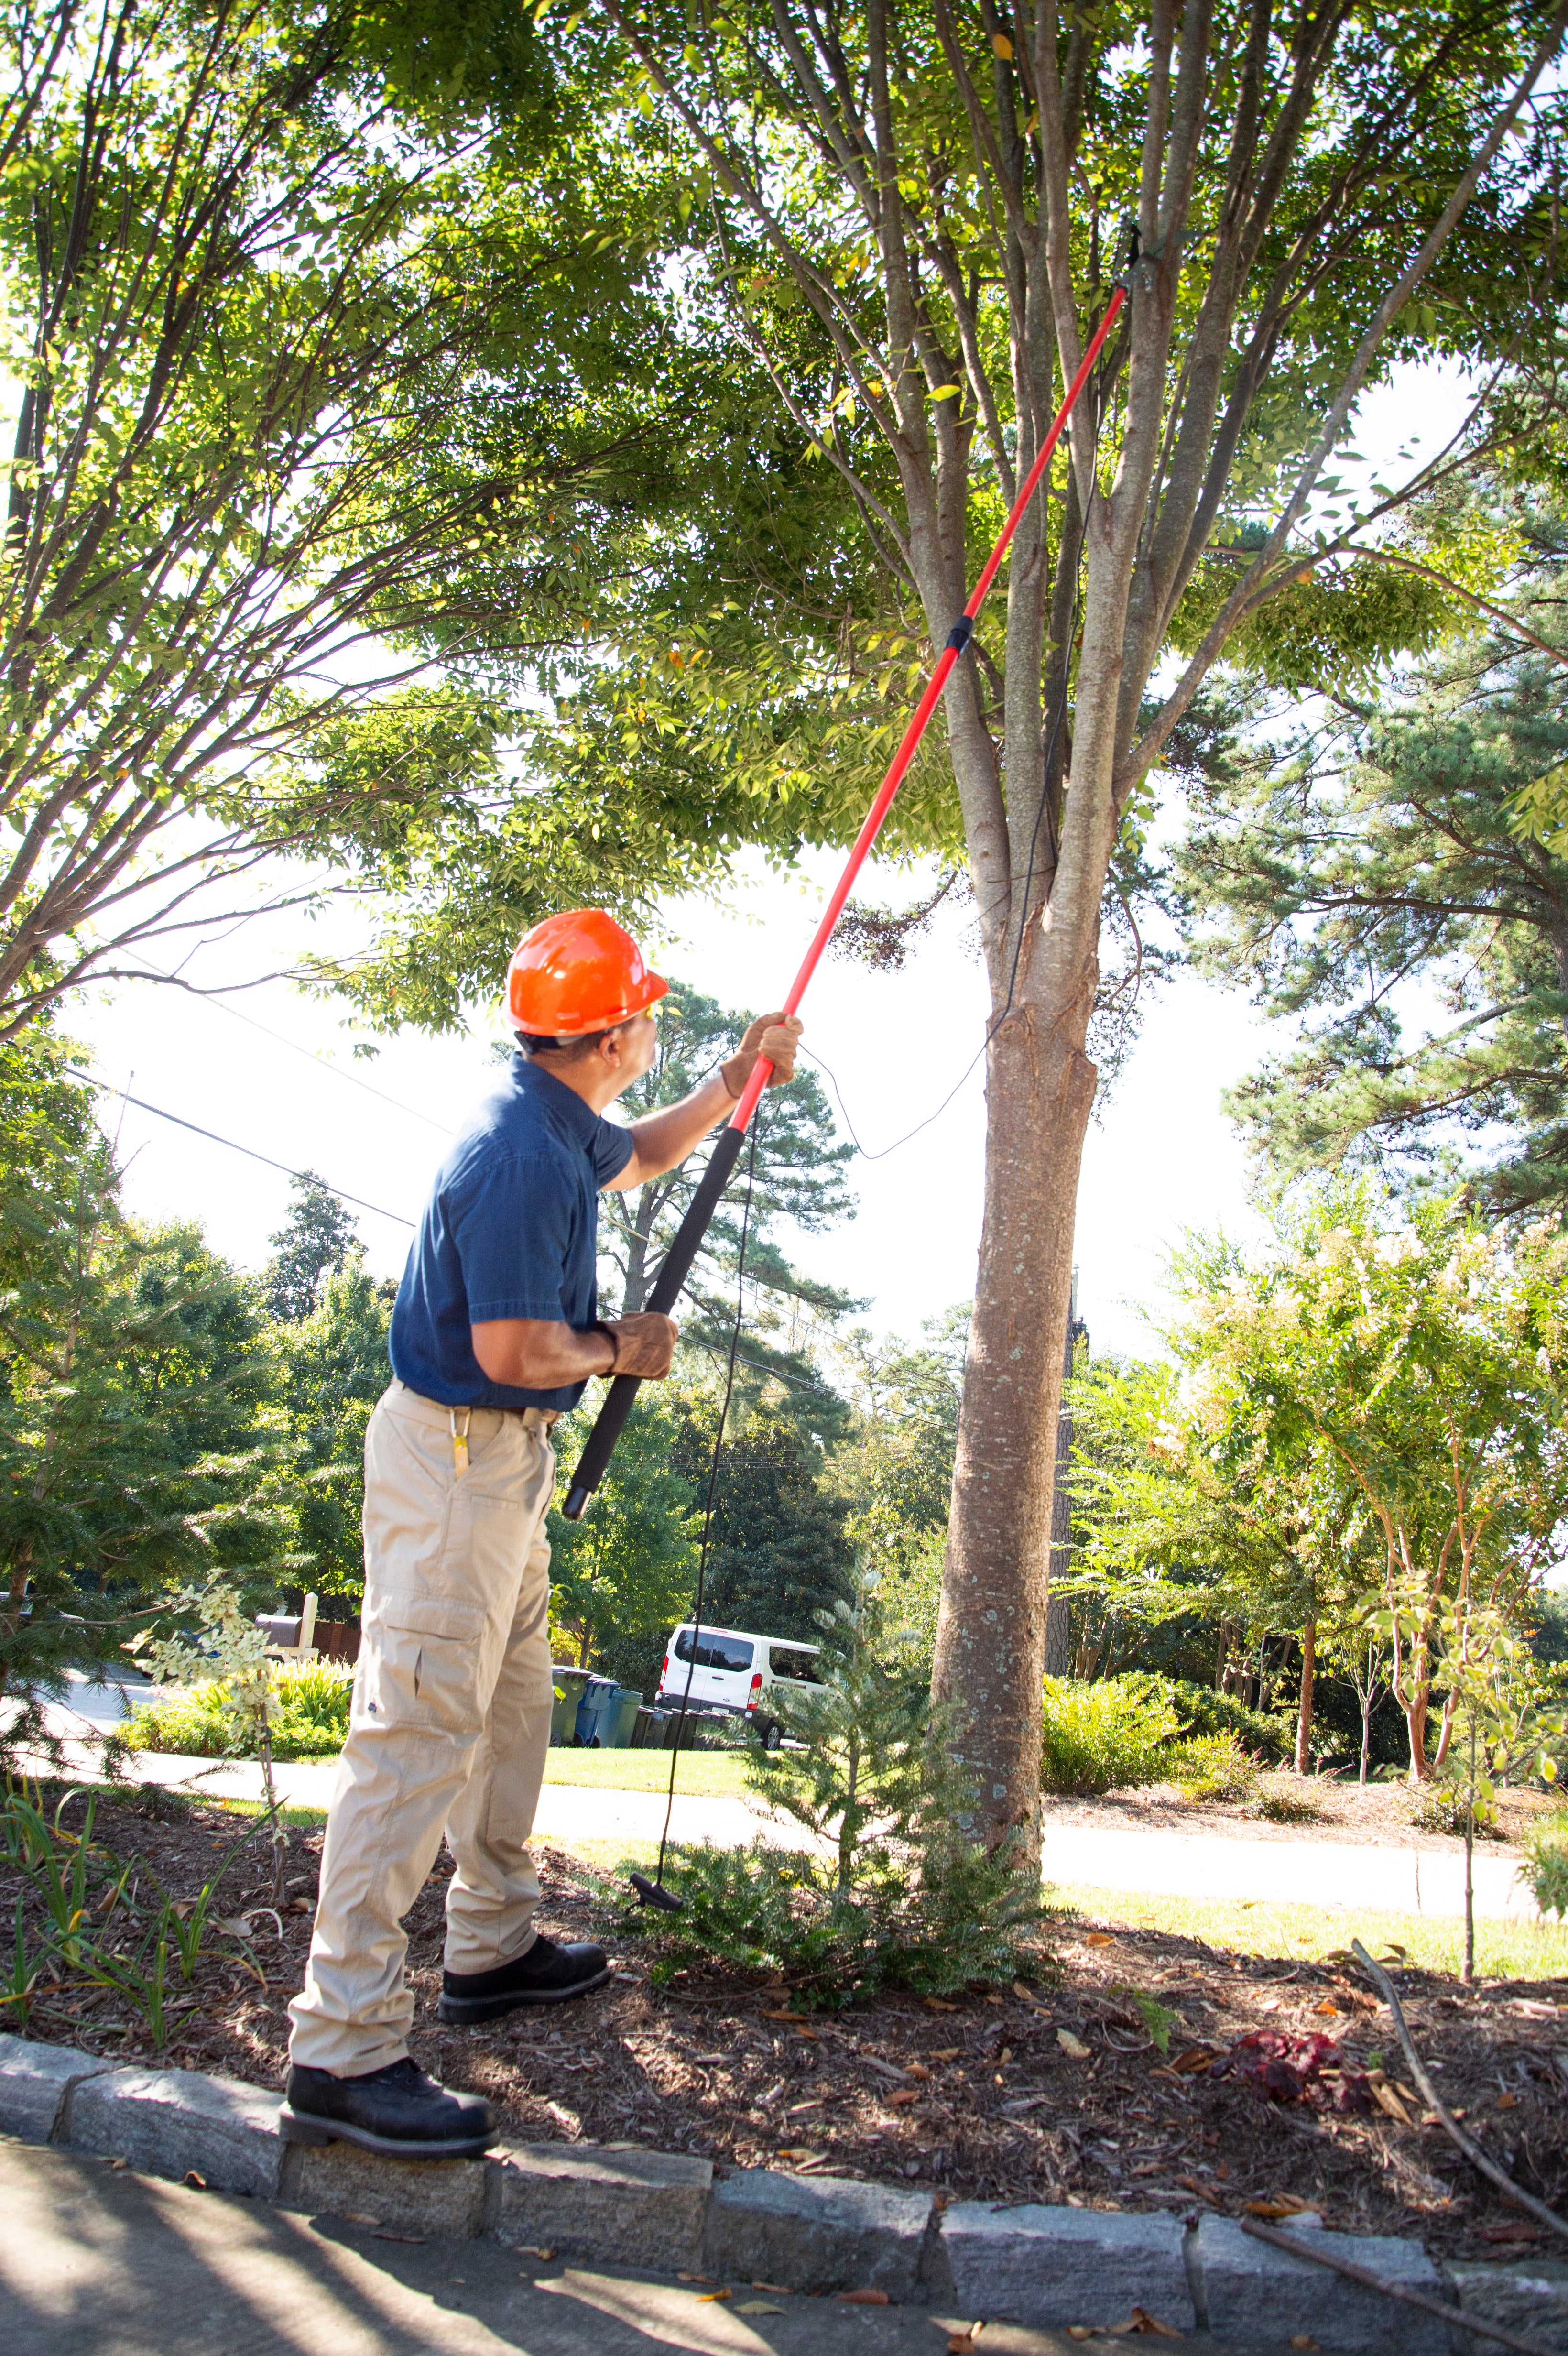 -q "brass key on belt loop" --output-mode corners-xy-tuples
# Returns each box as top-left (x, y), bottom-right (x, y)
(450, 1407), (471, 1476)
